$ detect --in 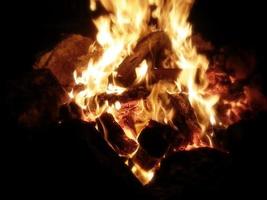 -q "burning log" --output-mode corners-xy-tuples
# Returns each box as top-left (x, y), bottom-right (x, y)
(206, 67), (232, 96)
(132, 120), (174, 170)
(216, 86), (267, 126)
(115, 31), (172, 87)
(138, 120), (174, 158)
(94, 79), (176, 107)
(96, 113), (138, 156)
(116, 101), (139, 136)
(149, 68), (180, 84)
(96, 85), (150, 105)
(5, 69), (68, 128)
(34, 34), (94, 90)
(168, 93), (201, 148)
